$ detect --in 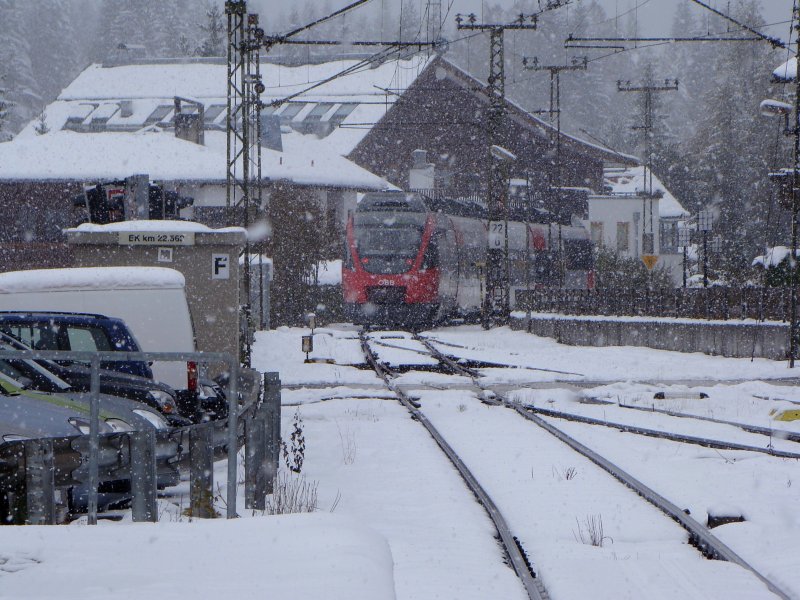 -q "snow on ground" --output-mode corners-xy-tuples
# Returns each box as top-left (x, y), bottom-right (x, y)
(8, 323), (800, 599)
(415, 390), (777, 599)
(506, 387), (800, 454)
(1, 513), (395, 600)
(425, 326), (796, 383)
(250, 324), (798, 598)
(542, 417), (800, 597)
(252, 325), (378, 386)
